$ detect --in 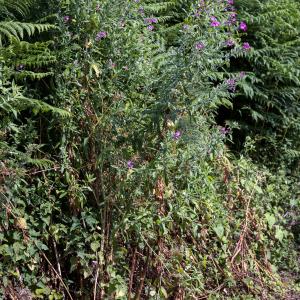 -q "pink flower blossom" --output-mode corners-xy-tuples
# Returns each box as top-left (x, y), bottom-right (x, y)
(95, 31), (107, 41)
(173, 131), (181, 140)
(147, 25), (154, 31)
(195, 42), (205, 50)
(144, 18), (158, 24)
(210, 17), (220, 27)
(242, 42), (251, 50)
(225, 39), (235, 47)
(127, 161), (134, 169)
(239, 21), (247, 31)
